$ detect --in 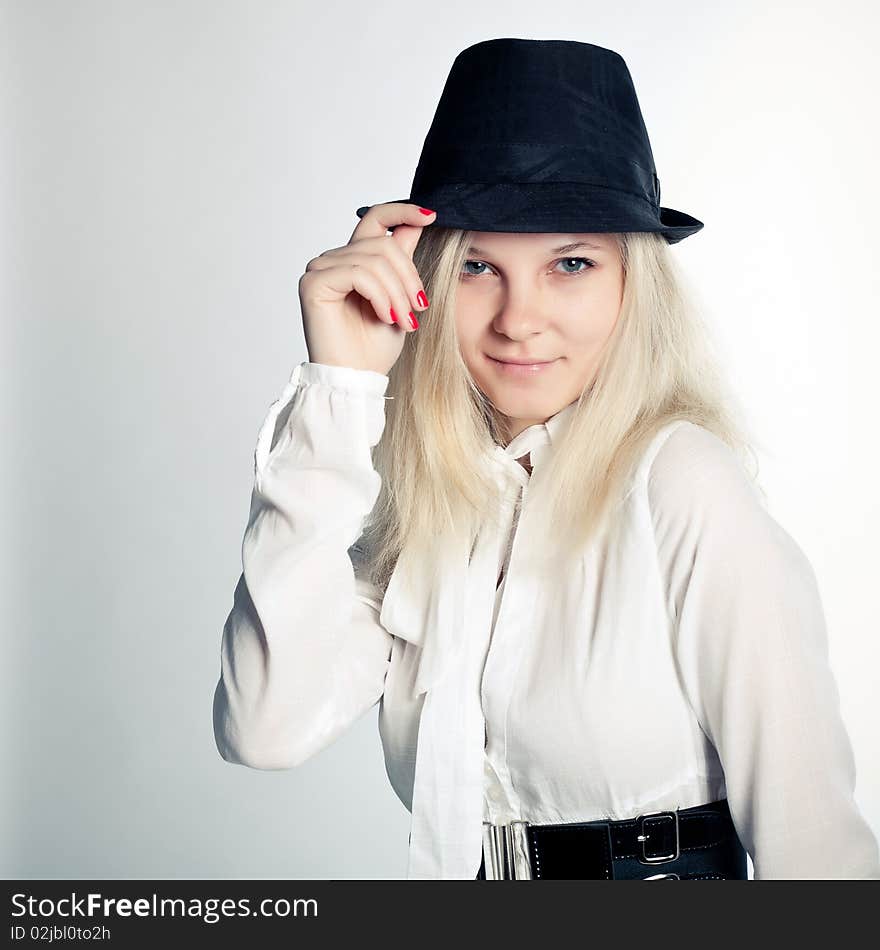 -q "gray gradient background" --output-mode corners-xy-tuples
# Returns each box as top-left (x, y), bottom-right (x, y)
(3, 0), (878, 879)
